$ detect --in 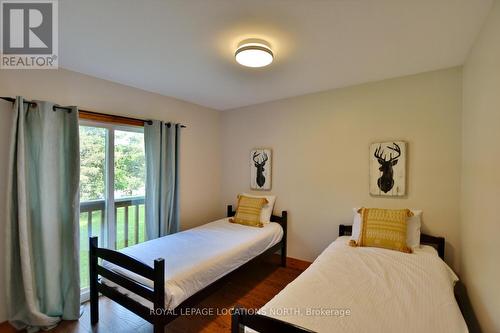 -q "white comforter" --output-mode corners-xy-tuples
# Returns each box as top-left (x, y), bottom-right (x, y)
(102, 218), (283, 309)
(254, 236), (467, 333)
